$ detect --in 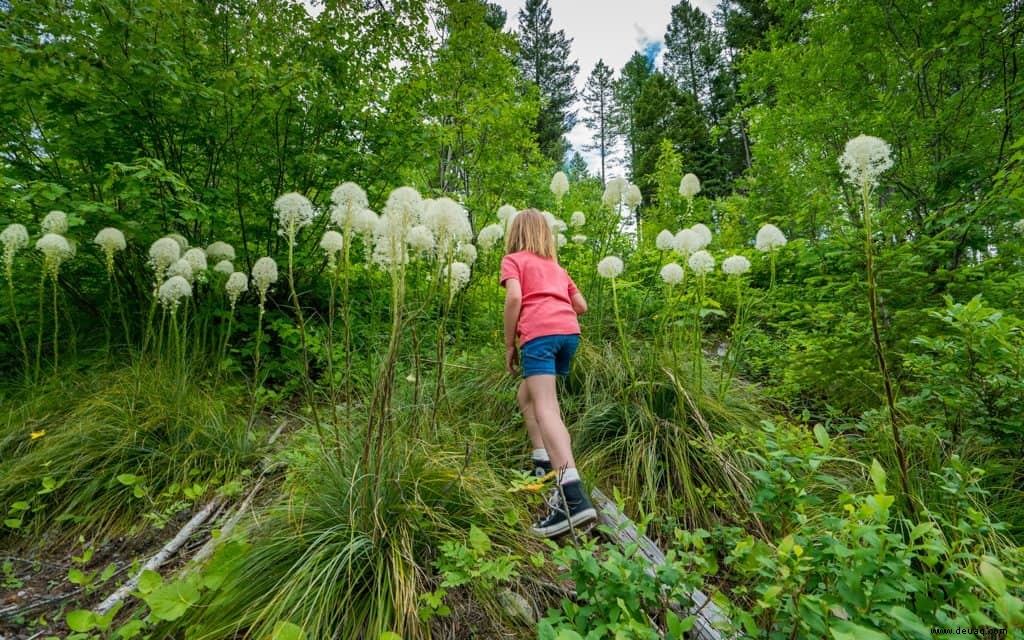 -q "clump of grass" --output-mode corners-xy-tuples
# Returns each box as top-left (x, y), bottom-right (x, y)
(165, 427), (542, 640)
(0, 360), (260, 545)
